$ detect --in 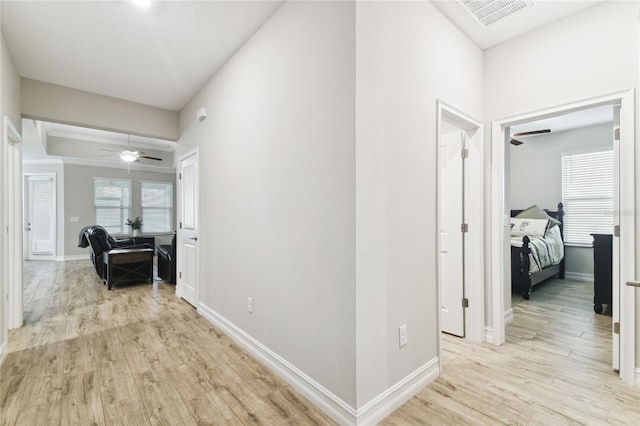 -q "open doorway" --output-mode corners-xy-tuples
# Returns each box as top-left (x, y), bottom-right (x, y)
(490, 90), (636, 385)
